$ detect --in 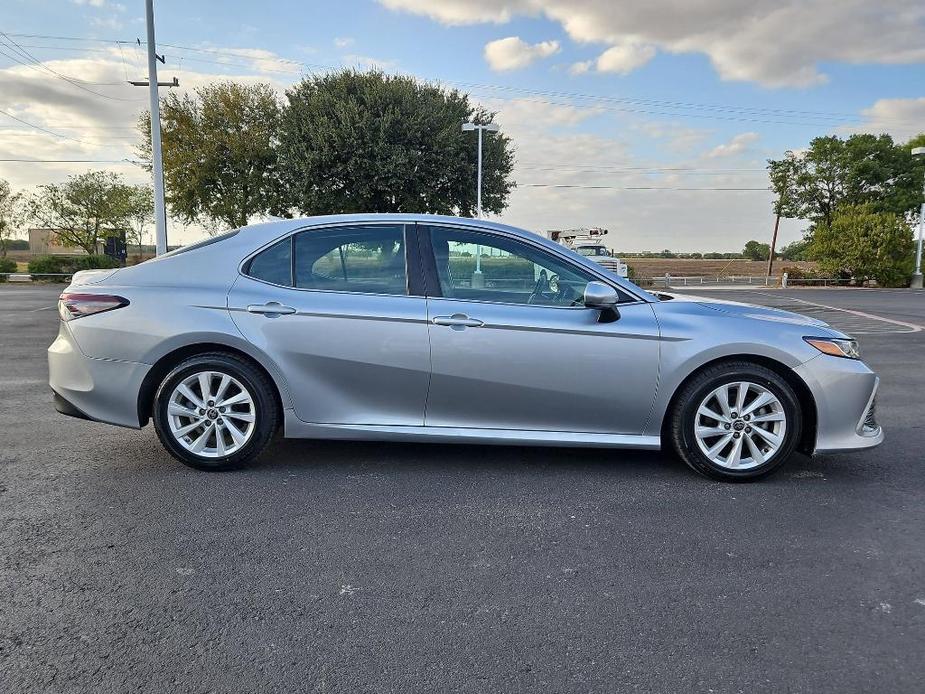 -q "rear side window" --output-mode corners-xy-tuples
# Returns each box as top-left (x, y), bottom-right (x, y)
(293, 225), (407, 295)
(245, 238), (292, 286)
